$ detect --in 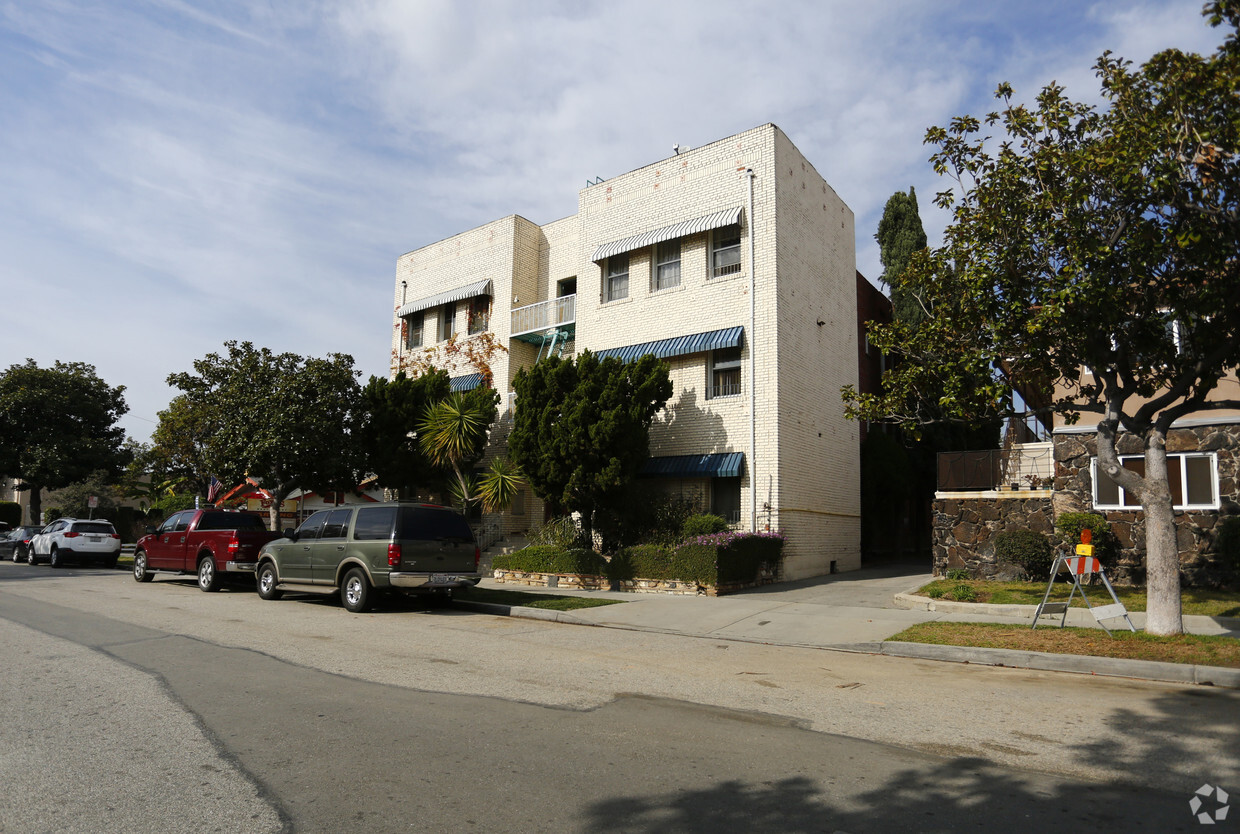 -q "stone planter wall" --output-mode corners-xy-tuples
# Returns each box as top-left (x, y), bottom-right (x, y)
(491, 566), (778, 596)
(932, 493), (1054, 578)
(1054, 425), (1240, 586)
